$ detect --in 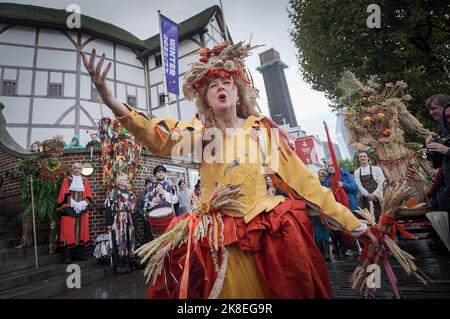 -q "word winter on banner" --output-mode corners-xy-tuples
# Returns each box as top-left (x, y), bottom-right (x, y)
(160, 14), (179, 95)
